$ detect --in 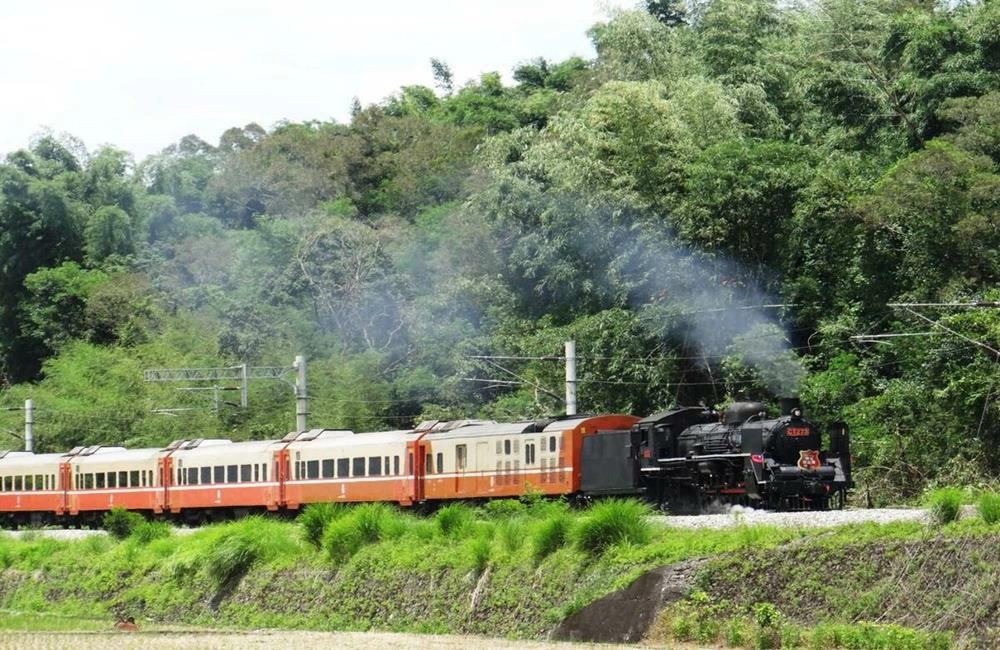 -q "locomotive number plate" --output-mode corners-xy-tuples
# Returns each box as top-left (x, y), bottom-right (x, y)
(786, 427), (810, 437)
